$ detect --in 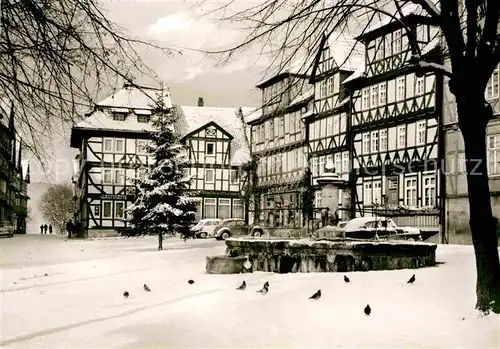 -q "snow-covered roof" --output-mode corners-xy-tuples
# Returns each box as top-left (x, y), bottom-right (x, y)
(326, 32), (365, 72)
(240, 107), (262, 124)
(342, 66), (367, 85)
(96, 83), (172, 110)
(172, 105), (250, 165)
(290, 87), (314, 107)
(74, 110), (153, 133)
